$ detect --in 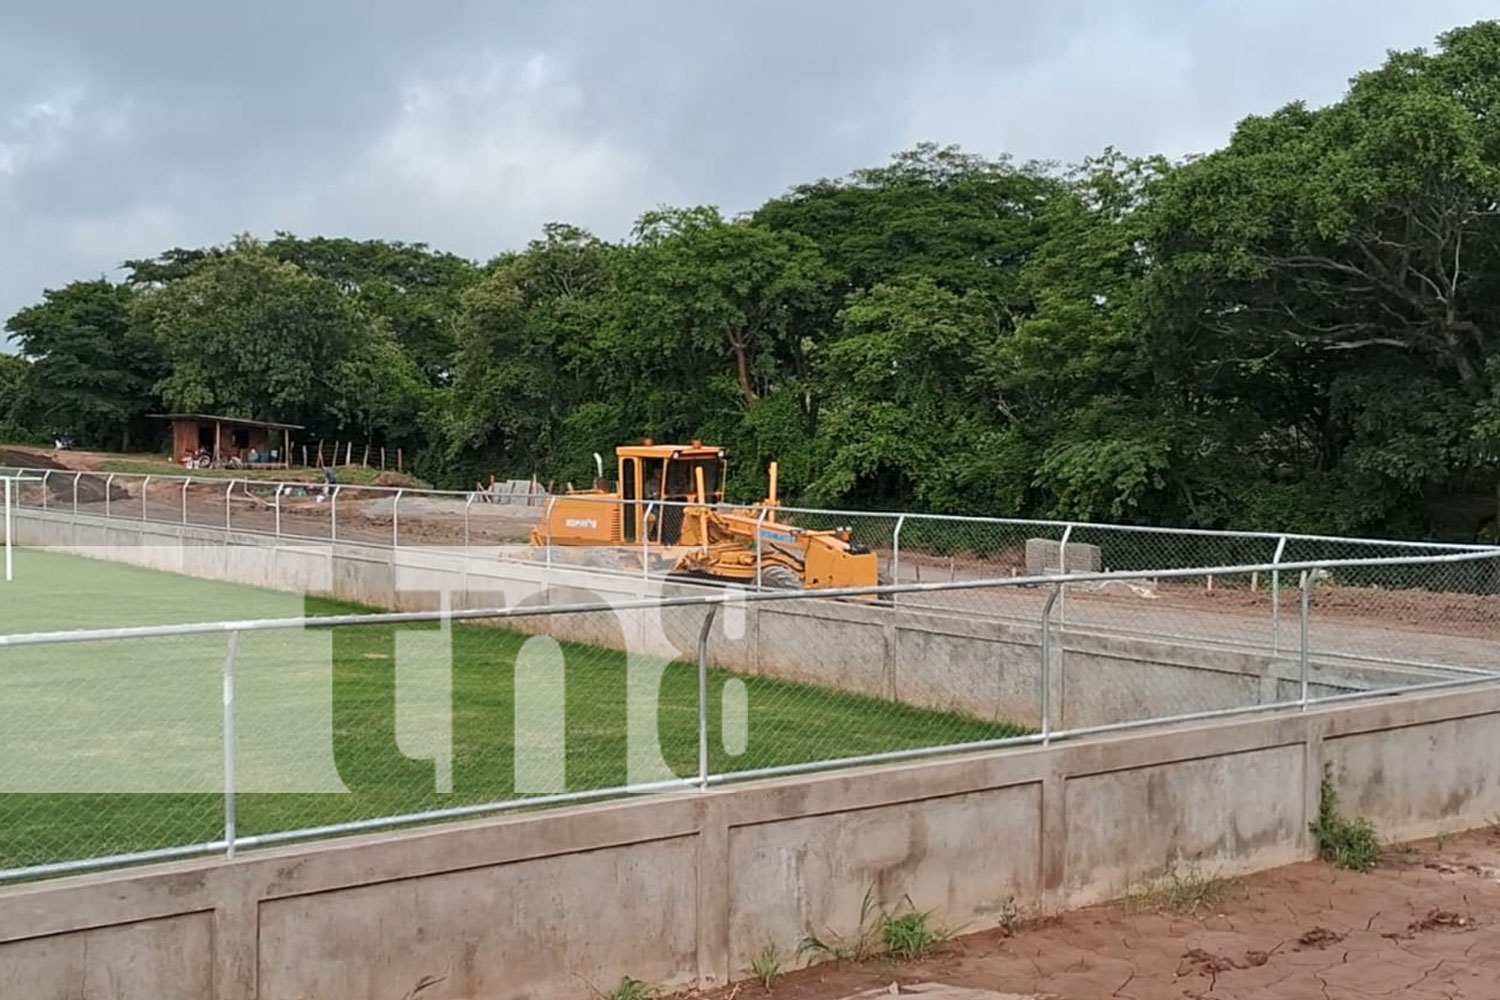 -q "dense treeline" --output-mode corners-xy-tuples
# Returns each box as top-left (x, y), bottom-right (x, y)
(5, 22), (1500, 540)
